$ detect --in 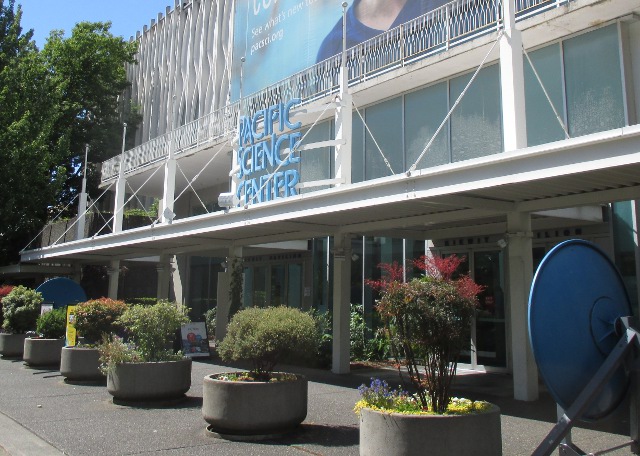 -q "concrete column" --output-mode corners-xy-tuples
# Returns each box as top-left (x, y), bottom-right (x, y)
(161, 140), (177, 224)
(72, 264), (82, 284)
(215, 247), (243, 341)
(113, 178), (126, 233)
(77, 144), (89, 240)
(107, 260), (120, 299)
(113, 124), (128, 233)
(334, 87), (352, 187)
(500, 0), (527, 152)
(506, 212), (538, 401)
(156, 254), (172, 300)
(332, 235), (352, 374)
